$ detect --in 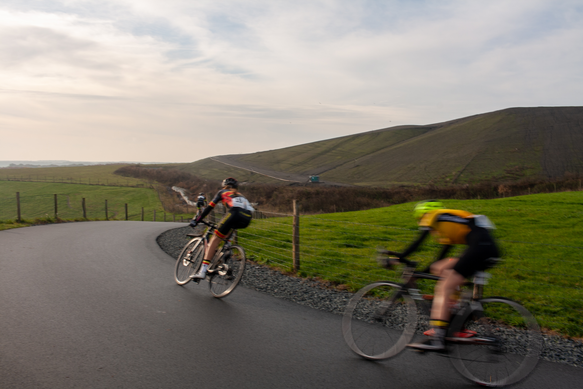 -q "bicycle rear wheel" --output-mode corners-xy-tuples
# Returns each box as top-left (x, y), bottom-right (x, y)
(342, 282), (417, 360)
(174, 238), (204, 285)
(449, 297), (542, 387)
(208, 245), (246, 298)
